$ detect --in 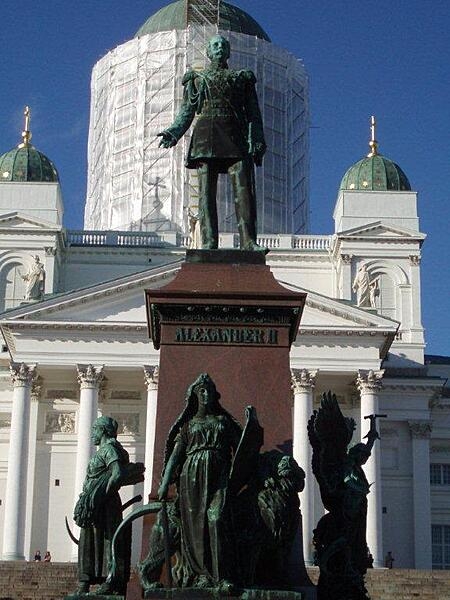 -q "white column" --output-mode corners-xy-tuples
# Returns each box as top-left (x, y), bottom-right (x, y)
(143, 366), (159, 500)
(73, 365), (104, 503)
(2, 363), (36, 560)
(24, 377), (42, 561)
(409, 420), (433, 569)
(357, 369), (384, 568)
(71, 365), (104, 560)
(291, 368), (317, 566)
